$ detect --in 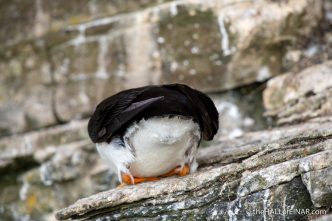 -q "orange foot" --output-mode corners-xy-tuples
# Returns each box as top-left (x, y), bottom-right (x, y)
(121, 164), (190, 185)
(160, 164), (190, 177)
(121, 174), (160, 185)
